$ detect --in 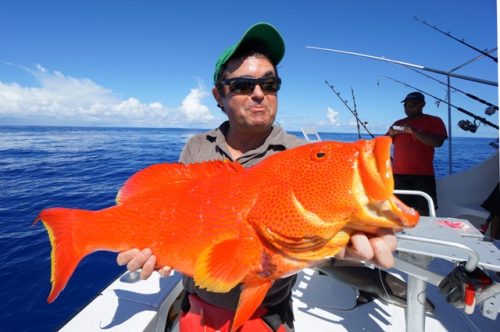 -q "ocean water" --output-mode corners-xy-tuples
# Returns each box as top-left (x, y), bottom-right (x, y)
(0, 125), (497, 332)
